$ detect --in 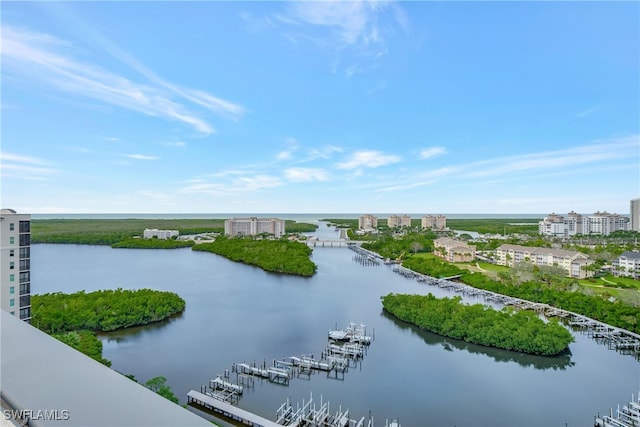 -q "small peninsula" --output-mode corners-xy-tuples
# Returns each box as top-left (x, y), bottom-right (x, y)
(381, 293), (574, 356)
(193, 237), (317, 277)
